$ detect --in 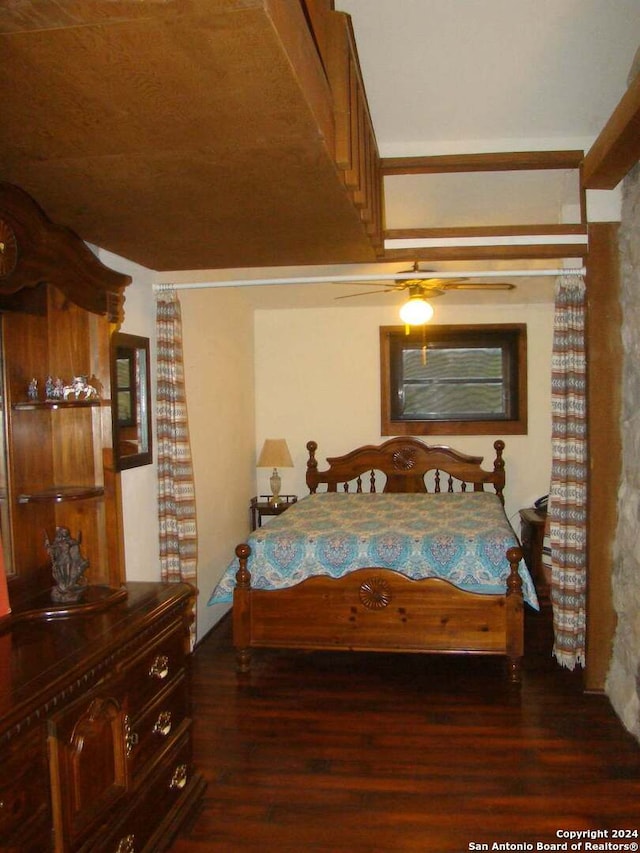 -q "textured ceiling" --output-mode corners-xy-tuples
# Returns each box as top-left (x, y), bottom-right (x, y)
(1, 1), (639, 275)
(0, 1), (379, 271)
